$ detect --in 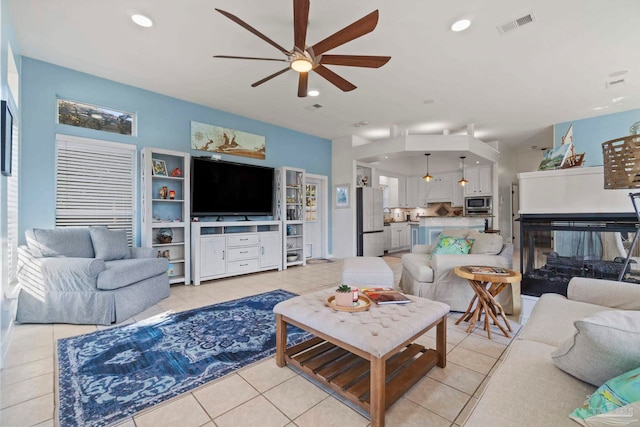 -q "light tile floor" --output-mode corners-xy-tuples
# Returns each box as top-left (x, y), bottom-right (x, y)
(0, 256), (521, 427)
